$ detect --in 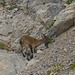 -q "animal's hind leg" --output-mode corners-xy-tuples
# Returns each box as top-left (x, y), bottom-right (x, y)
(27, 45), (33, 59)
(23, 43), (29, 57)
(32, 46), (36, 58)
(19, 44), (25, 57)
(33, 47), (37, 57)
(22, 50), (25, 57)
(29, 45), (33, 53)
(25, 47), (28, 57)
(25, 44), (33, 61)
